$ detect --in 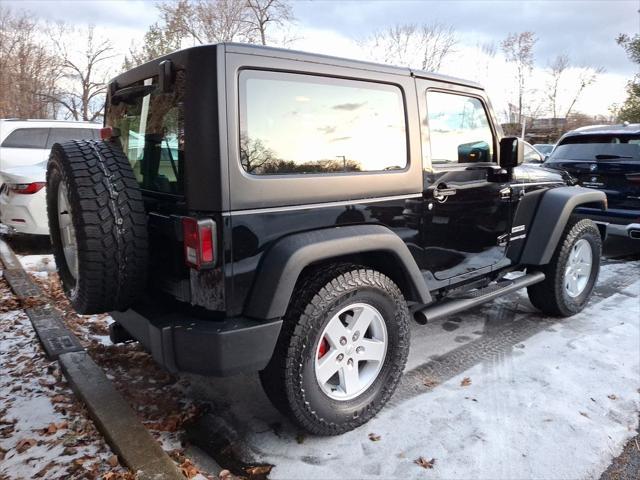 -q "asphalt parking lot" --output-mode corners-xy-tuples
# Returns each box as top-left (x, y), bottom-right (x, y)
(183, 255), (640, 479)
